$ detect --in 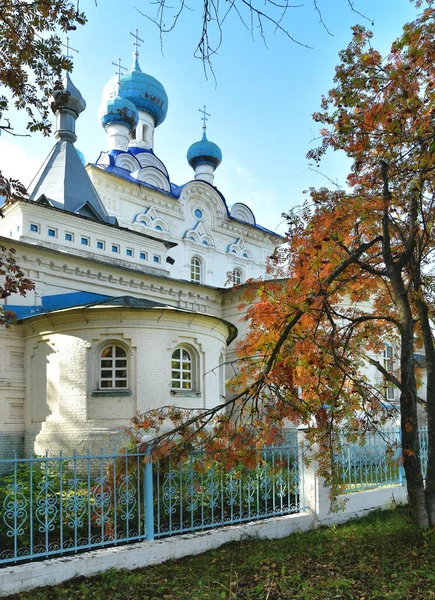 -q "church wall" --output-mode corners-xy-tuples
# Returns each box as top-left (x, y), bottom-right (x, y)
(1, 238), (224, 317)
(221, 286), (252, 390)
(22, 308), (230, 455)
(0, 202), (171, 278)
(87, 168), (279, 288)
(0, 326), (25, 460)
